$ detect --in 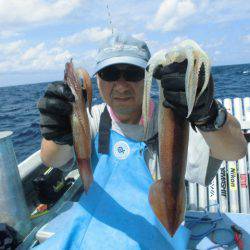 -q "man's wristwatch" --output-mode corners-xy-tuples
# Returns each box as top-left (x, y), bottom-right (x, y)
(195, 100), (228, 132)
